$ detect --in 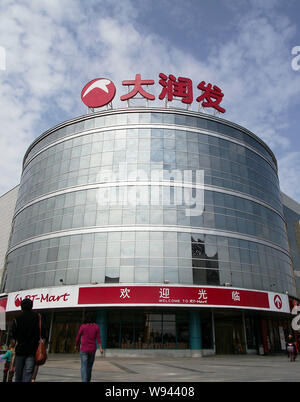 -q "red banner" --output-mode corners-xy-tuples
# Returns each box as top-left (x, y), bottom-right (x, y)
(5, 285), (290, 313)
(78, 285), (269, 310)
